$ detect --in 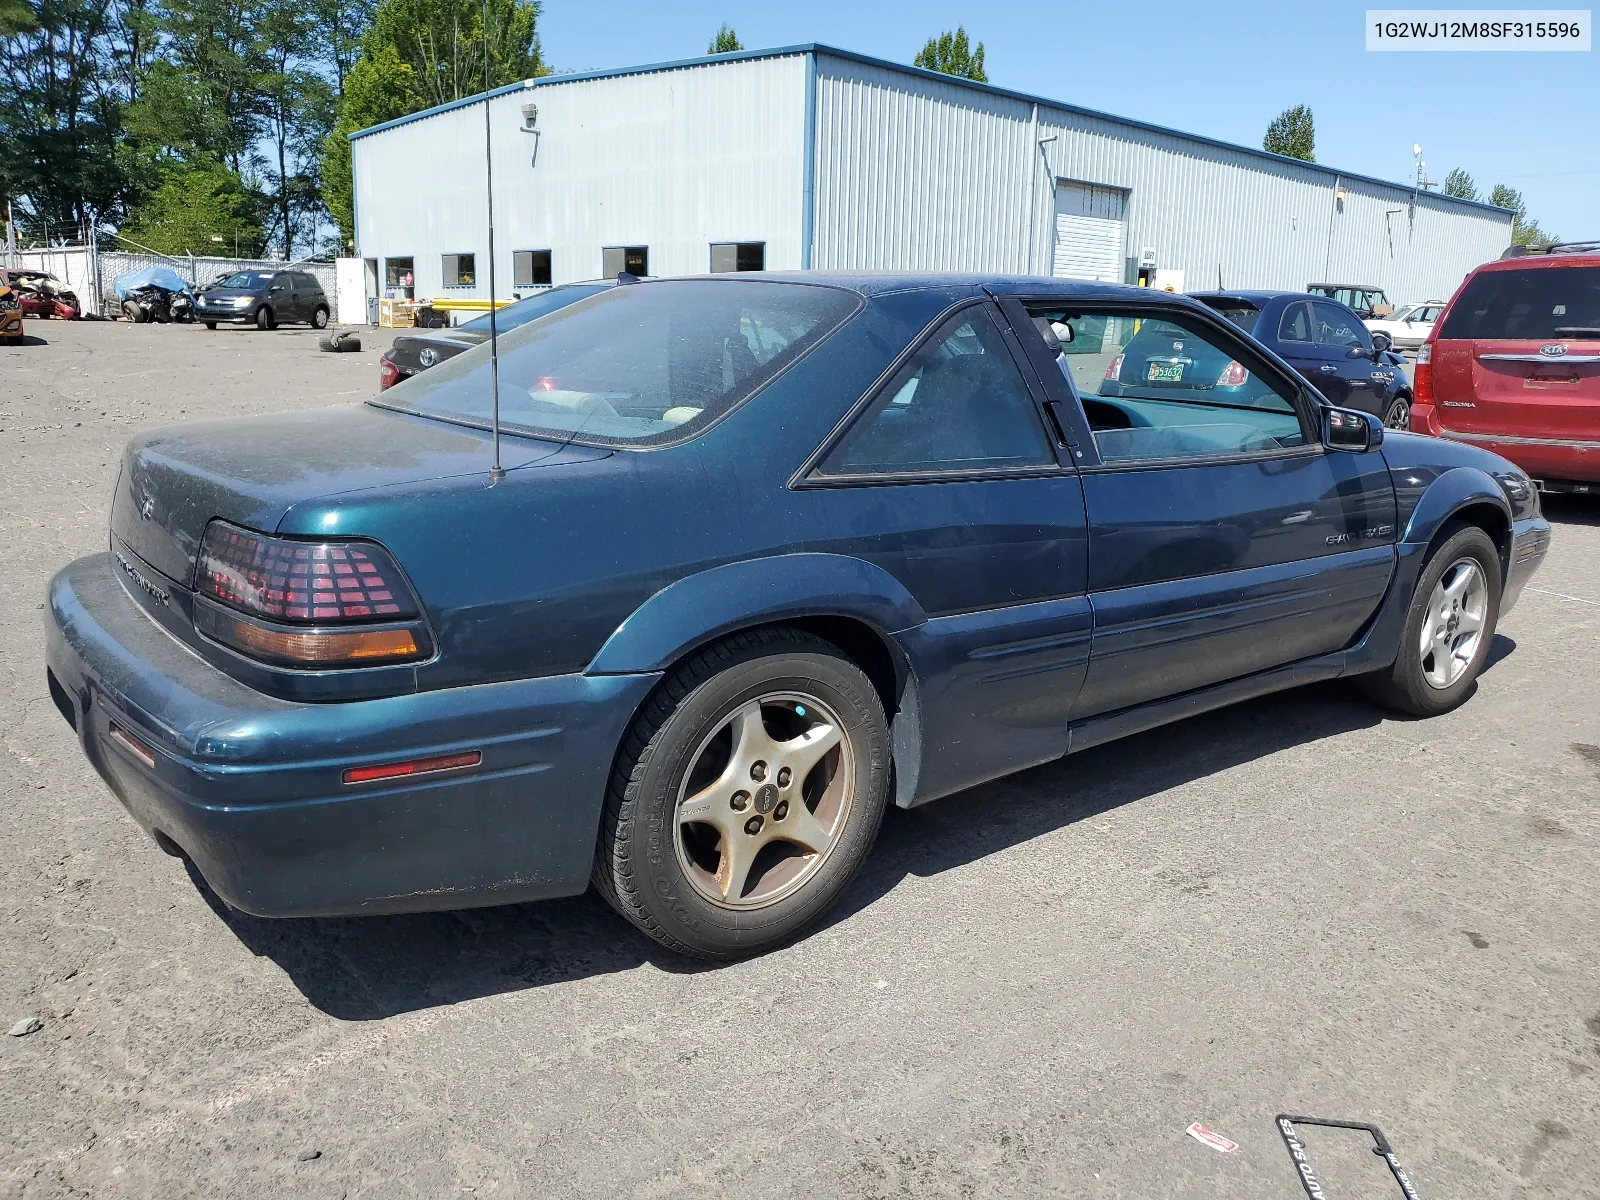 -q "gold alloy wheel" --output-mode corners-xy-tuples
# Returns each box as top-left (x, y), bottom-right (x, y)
(673, 692), (854, 909)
